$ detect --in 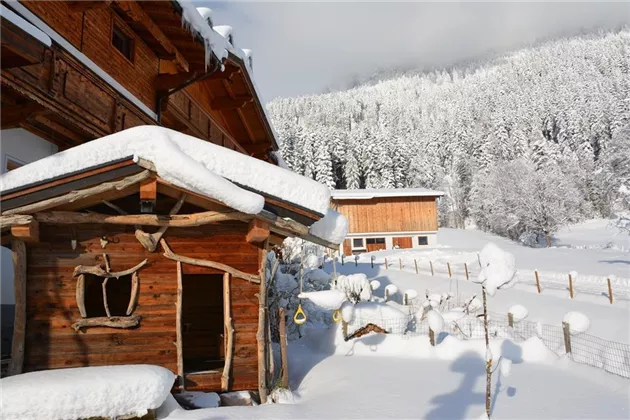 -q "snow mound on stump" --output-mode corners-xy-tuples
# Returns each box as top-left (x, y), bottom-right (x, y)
(427, 310), (445, 332)
(340, 301), (355, 323)
(1, 364), (175, 420)
(299, 290), (346, 310)
(475, 243), (517, 296)
(309, 209), (348, 244)
(508, 304), (528, 322)
(335, 273), (372, 303)
(353, 302), (409, 334)
(563, 311), (590, 333)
